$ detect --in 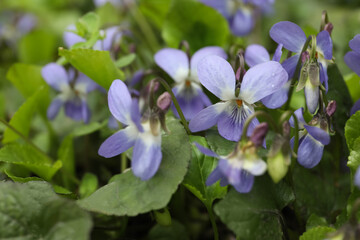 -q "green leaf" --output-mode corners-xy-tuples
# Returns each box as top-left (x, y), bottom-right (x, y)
(347, 137), (360, 172)
(78, 12), (100, 35)
(79, 173), (99, 199)
(299, 226), (336, 240)
(182, 135), (227, 207)
(3, 169), (43, 183)
(148, 220), (189, 240)
(306, 214), (328, 230)
(6, 63), (47, 98)
(115, 53), (137, 68)
(162, 0), (229, 53)
(78, 118), (191, 216)
(18, 30), (57, 64)
(3, 87), (49, 143)
(205, 129), (236, 156)
(0, 181), (92, 239)
(96, 2), (122, 26)
(0, 143), (62, 181)
(59, 48), (124, 90)
(214, 176), (294, 239)
(345, 111), (360, 151)
(58, 134), (75, 189)
(345, 72), (360, 102)
(139, 0), (172, 29)
(73, 120), (108, 137)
